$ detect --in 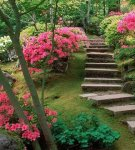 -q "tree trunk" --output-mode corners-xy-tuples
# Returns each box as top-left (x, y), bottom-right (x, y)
(103, 0), (106, 16)
(50, 0), (53, 24)
(10, 35), (57, 150)
(86, 0), (91, 25)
